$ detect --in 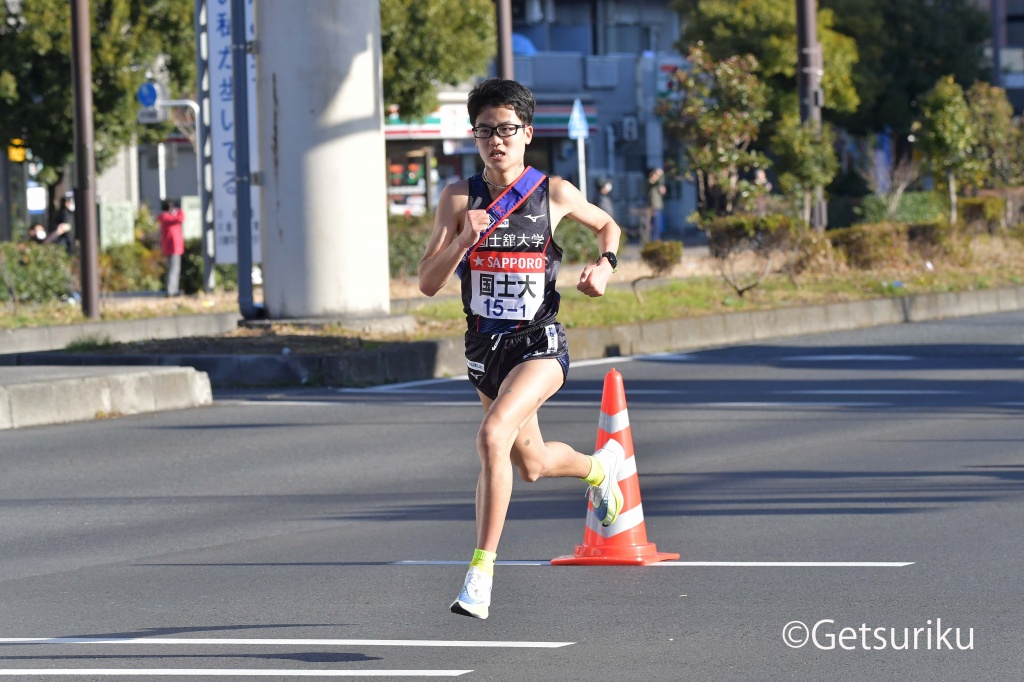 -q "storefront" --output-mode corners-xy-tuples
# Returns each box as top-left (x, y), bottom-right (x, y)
(384, 101), (597, 217)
